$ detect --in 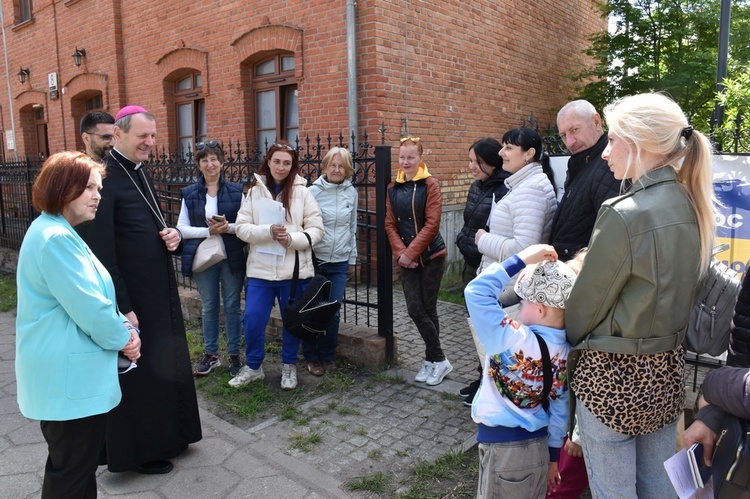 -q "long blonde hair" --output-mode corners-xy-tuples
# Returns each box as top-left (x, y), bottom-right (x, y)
(604, 93), (715, 274)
